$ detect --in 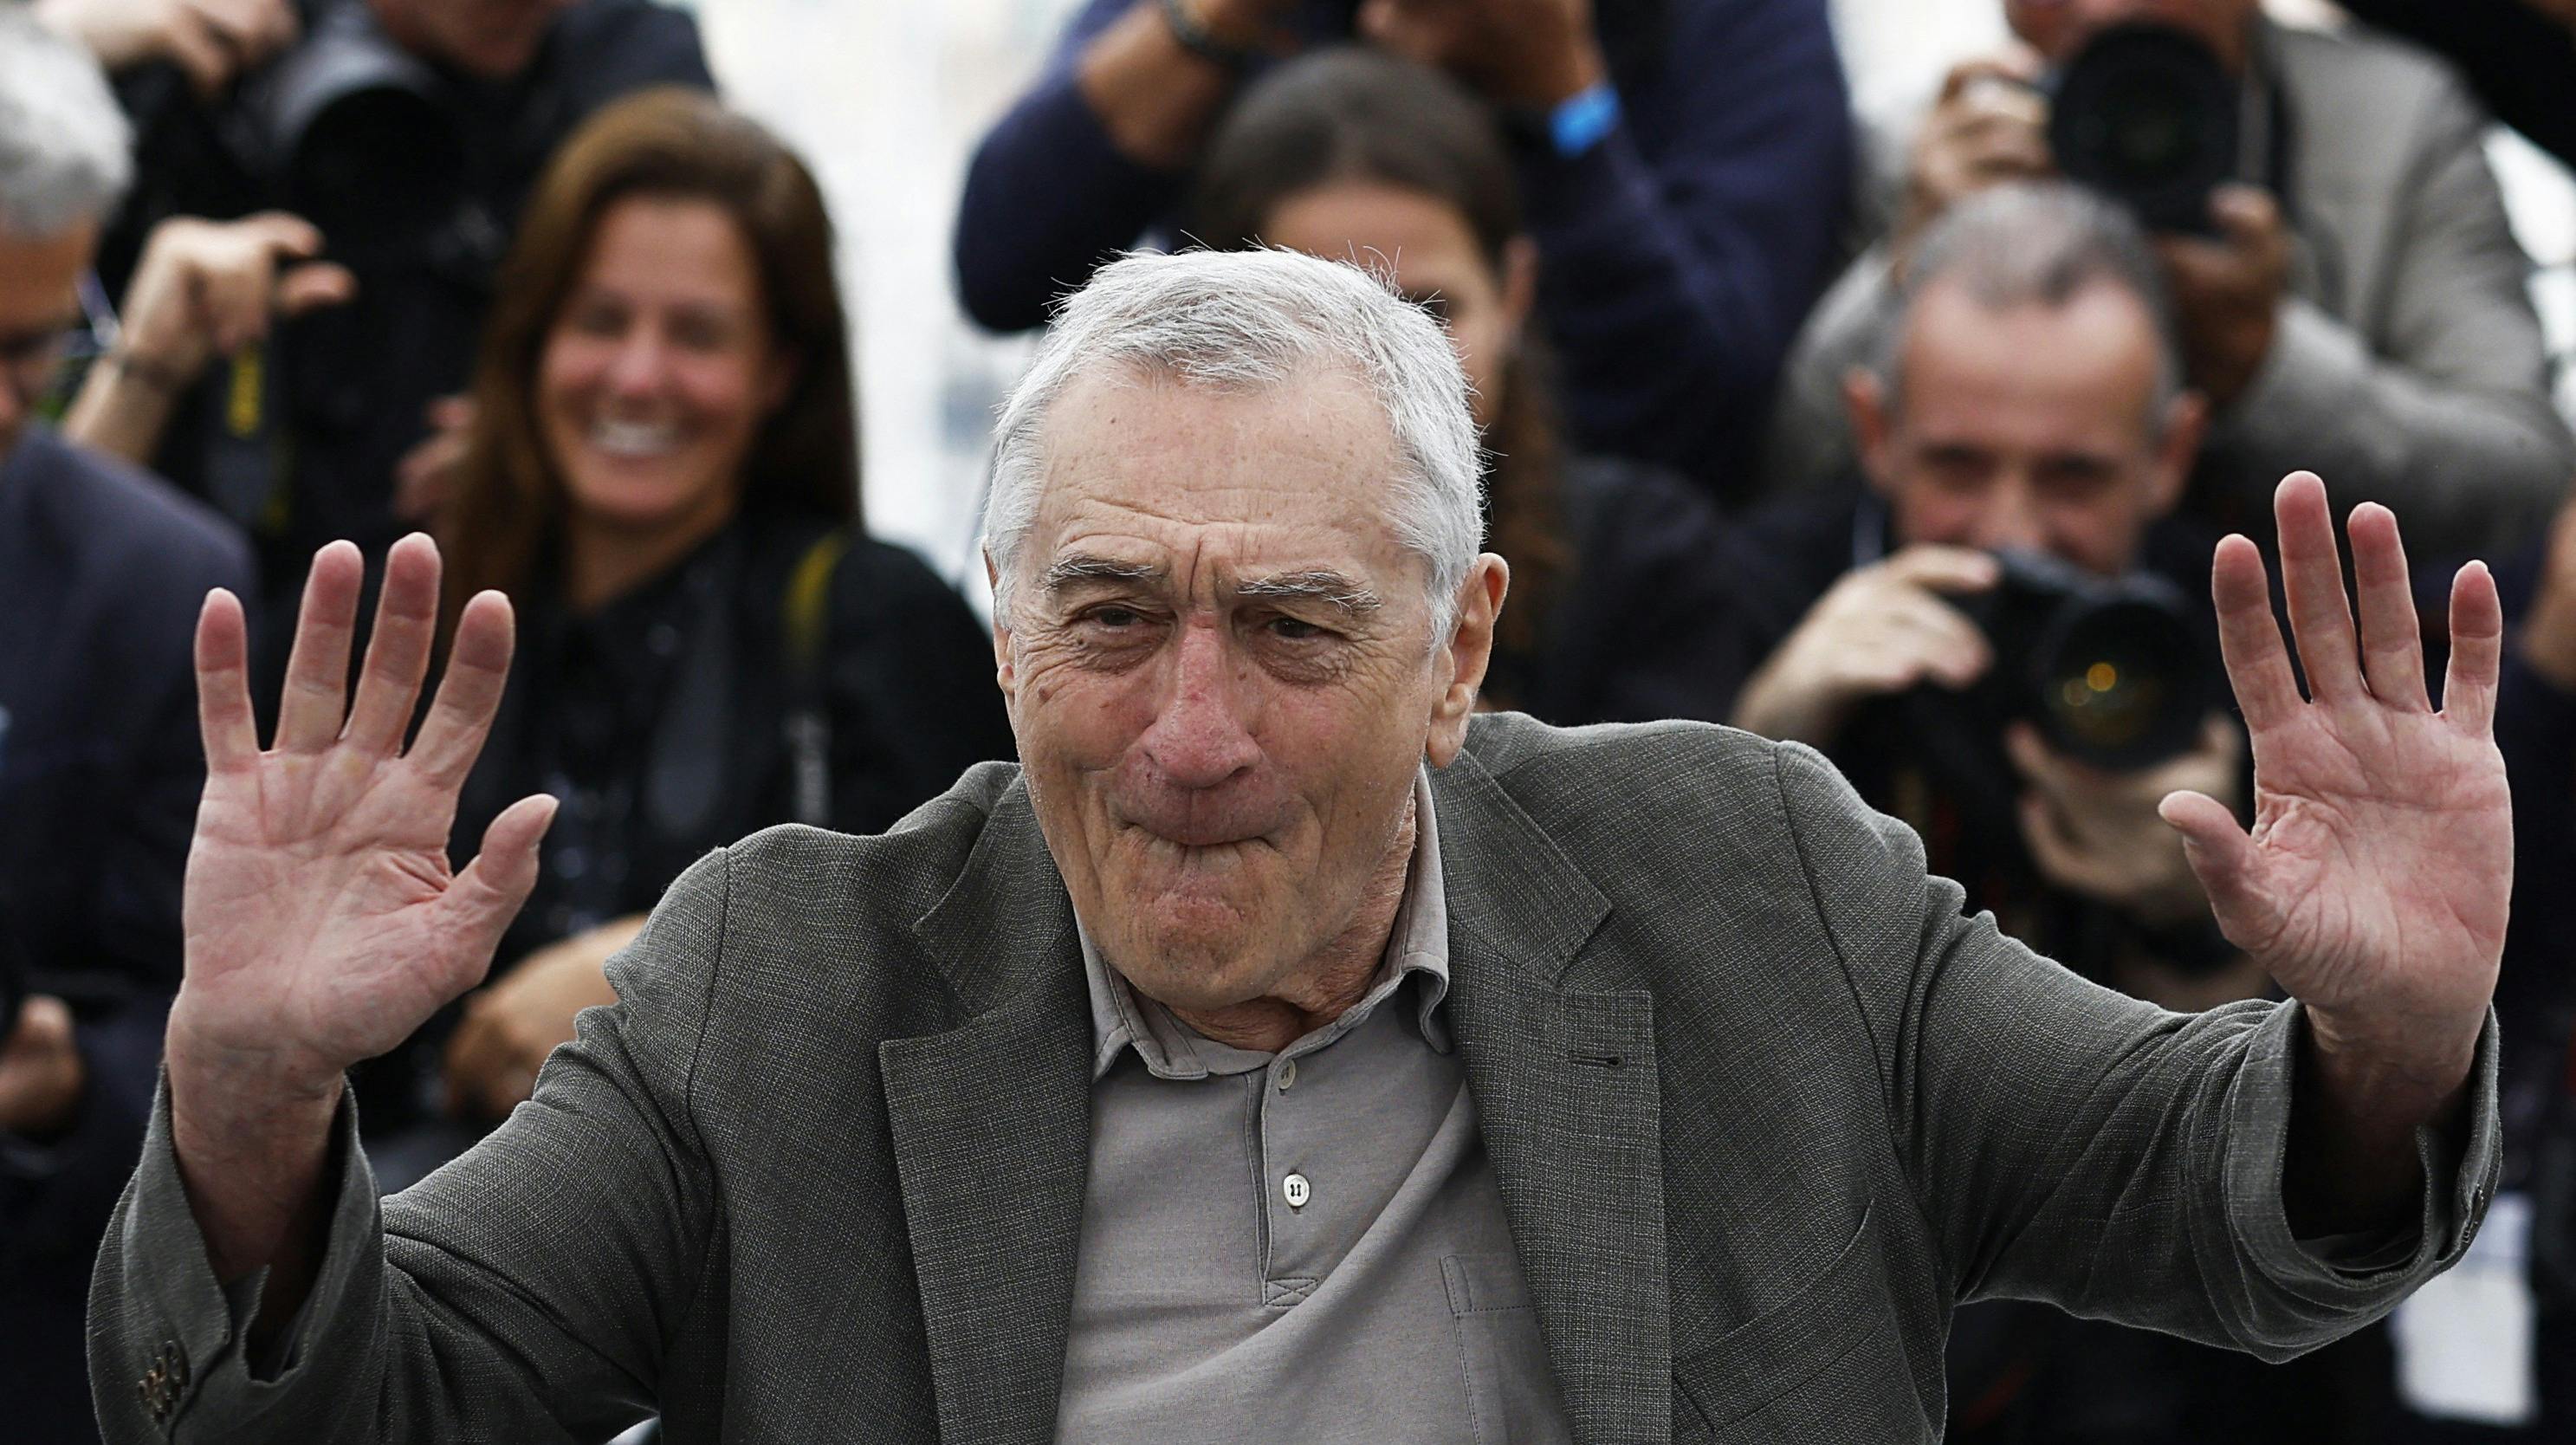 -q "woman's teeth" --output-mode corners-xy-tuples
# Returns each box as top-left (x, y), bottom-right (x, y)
(592, 418), (681, 457)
